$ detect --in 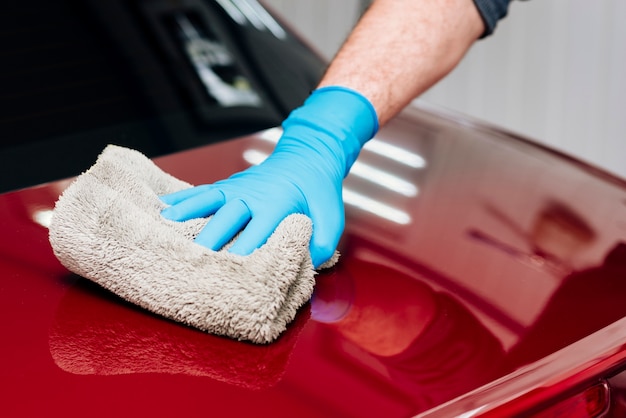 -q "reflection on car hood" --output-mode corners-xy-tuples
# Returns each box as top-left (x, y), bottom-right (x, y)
(2, 105), (626, 417)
